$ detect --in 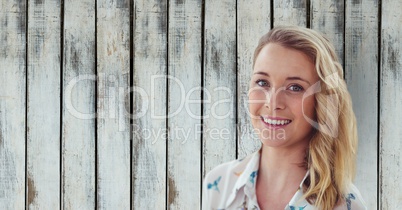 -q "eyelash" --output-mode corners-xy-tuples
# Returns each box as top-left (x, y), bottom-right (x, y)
(255, 79), (304, 92)
(288, 85), (304, 92)
(256, 79), (269, 87)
